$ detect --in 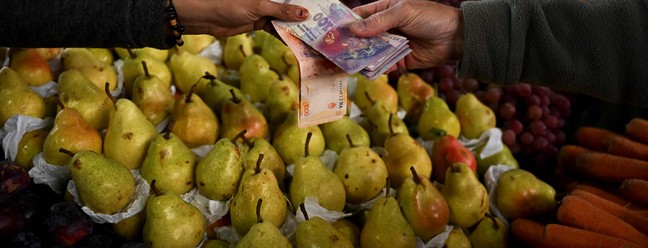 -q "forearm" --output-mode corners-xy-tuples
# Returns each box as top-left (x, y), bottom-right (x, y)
(458, 0), (648, 106)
